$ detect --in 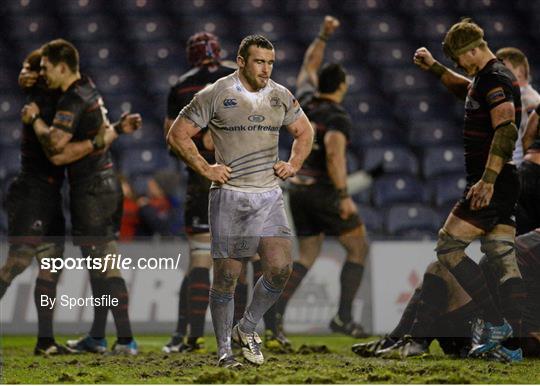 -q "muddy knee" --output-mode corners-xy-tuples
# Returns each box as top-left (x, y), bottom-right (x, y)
(435, 229), (471, 269)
